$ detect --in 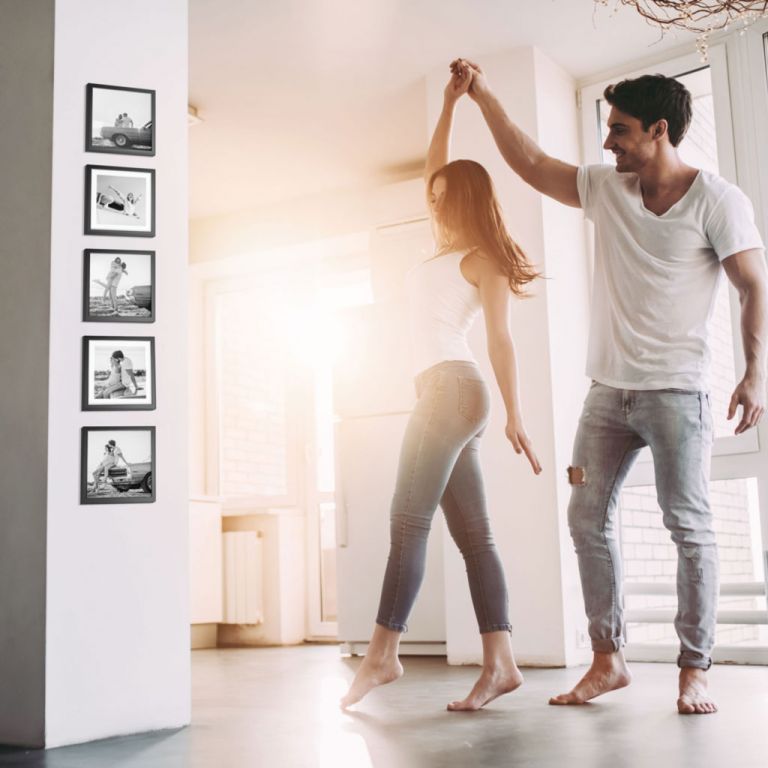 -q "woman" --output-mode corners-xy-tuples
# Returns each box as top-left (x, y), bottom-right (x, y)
(91, 440), (128, 493)
(341, 69), (542, 712)
(96, 185), (142, 218)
